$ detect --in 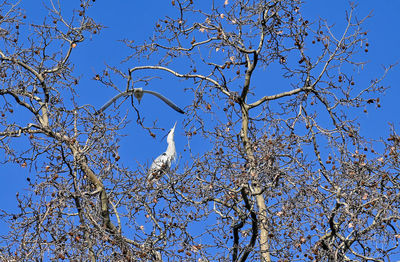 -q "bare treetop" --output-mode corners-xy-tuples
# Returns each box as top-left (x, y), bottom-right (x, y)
(0, 0), (399, 261)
